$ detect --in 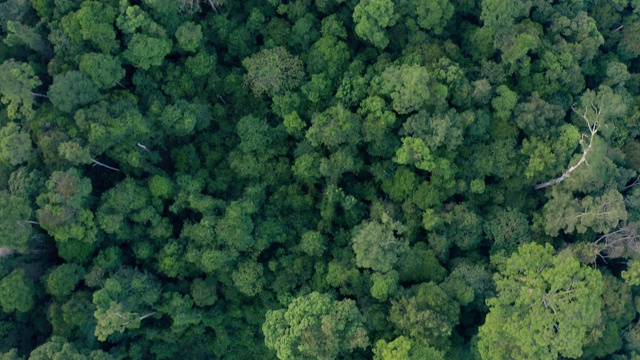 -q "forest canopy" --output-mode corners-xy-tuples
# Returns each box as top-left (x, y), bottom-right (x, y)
(0, 0), (640, 359)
